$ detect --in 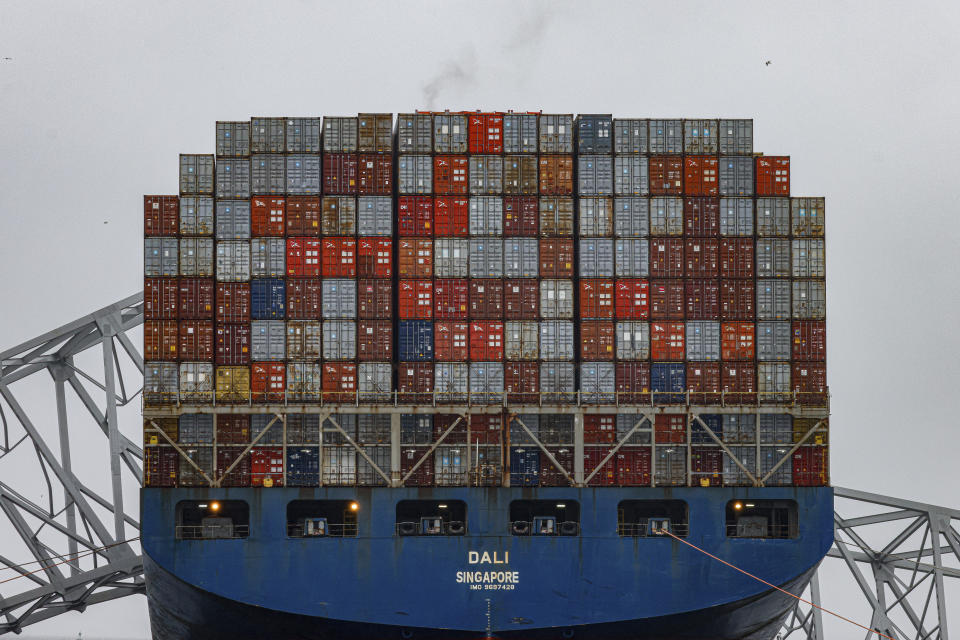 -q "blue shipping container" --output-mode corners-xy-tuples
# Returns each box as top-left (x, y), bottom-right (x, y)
(286, 446), (320, 486)
(398, 320), (433, 361)
(510, 447), (540, 487)
(251, 278), (285, 319)
(651, 363), (685, 404)
(401, 415), (433, 444)
(691, 414), (722, 444)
